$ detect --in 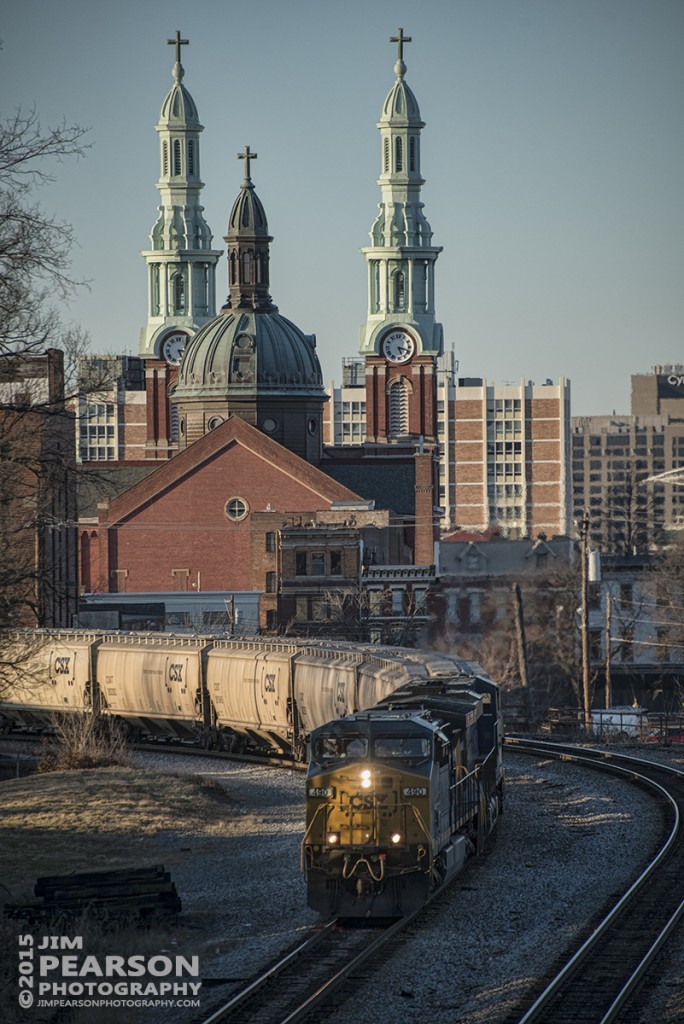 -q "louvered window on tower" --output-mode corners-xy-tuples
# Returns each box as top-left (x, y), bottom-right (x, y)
(409, 137), (416, 171)
(163, 142), (168, 176)
(174, 274), (185, 311)
(173, 139), (182, 175)
(394, 272), (405, 311)
(384, 138), (390, 173)
(188, 140), (195, 175)
(389, 379), (409, 436)
(395, 137), (403, 172)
